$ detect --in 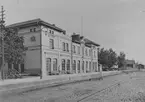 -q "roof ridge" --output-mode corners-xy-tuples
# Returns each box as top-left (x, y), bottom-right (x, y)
(7, 18), (41, 27)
